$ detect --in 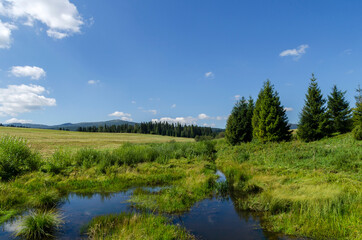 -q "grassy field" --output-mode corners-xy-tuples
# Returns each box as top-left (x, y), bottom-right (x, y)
(0, 128), (361, 239)
(0, 127), (193, 156)
(216, 133), (361, 240)
(0, 134), (216, 240)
